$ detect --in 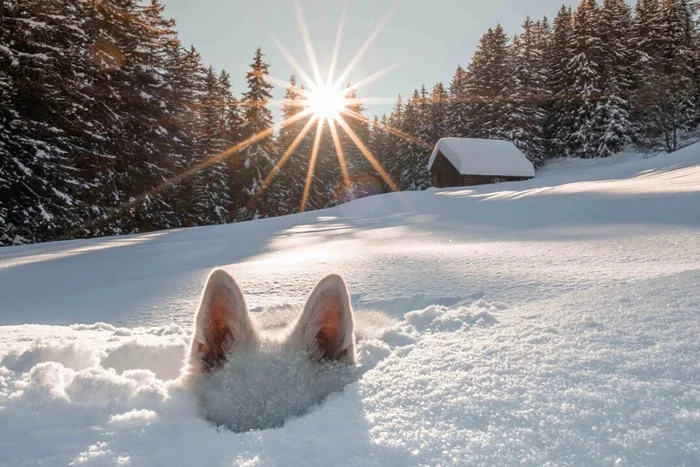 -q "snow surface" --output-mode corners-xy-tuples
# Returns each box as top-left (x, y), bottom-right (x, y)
(428, 137), (536, 177)
(1, 143), (700, 466)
